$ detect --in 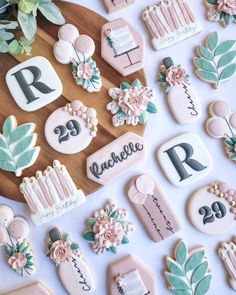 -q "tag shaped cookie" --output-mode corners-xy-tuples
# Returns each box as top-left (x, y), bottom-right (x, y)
(188, 182), (236, 235)
(158, 57), (201, 125)
(20, 160), (86, 225)
(0, 205), (36, 276)
(2, 282), (53, 295)
(101, 18), (144, 76)
(47, 228), (95, 295)
(165, 240), (213, 295)
(157, 133), (213, 187)
(218, 238), (236, 292)
(127, 174), (182, 242)
(103, 0), (135, 13)
(54, 23), (102, 93)
(205, 0), (236, 27)
(83, 199), (135, 255)
(108, 255), (156, 295)
(86, 132), (146, 185)
(6, 56), (62, 112)
(106, 79), (157, 126)
(0, 115), (40, 177)
(206, 100), (236, 162)
(45, 100), (98, 154)
(142, 0), (202, 51)
(194, 32), (236, 89)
